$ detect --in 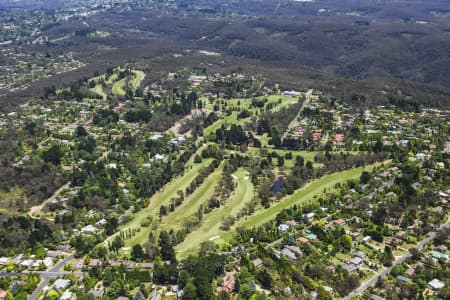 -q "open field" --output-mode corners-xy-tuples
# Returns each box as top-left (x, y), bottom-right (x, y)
(175, 168), (254, 258)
